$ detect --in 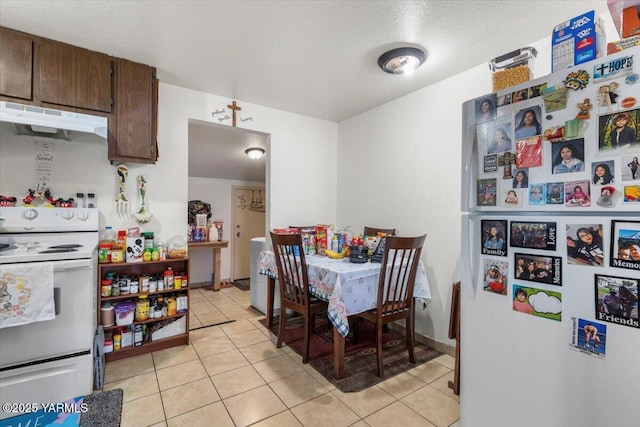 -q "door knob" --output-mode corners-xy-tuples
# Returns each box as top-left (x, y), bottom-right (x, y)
(236, 231), (240, 237)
